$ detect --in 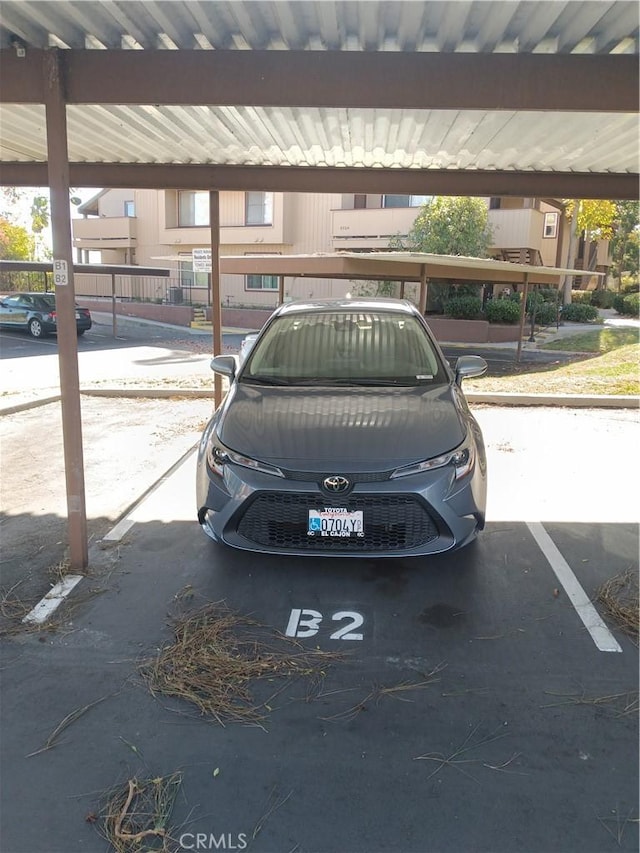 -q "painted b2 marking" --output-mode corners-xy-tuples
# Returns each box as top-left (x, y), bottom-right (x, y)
(285, 608), (364, 641)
